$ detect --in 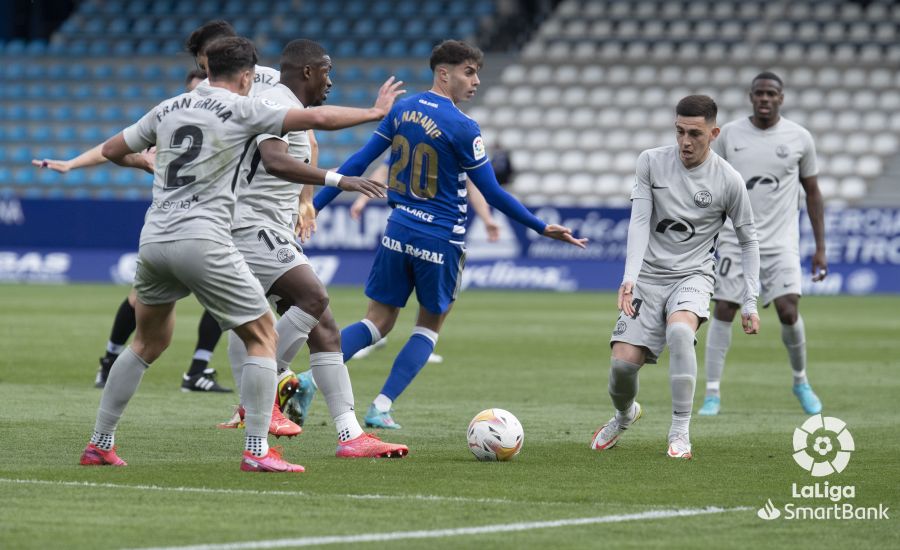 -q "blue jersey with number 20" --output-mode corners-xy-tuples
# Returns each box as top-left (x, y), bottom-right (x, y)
(373, 91), (489, 243)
